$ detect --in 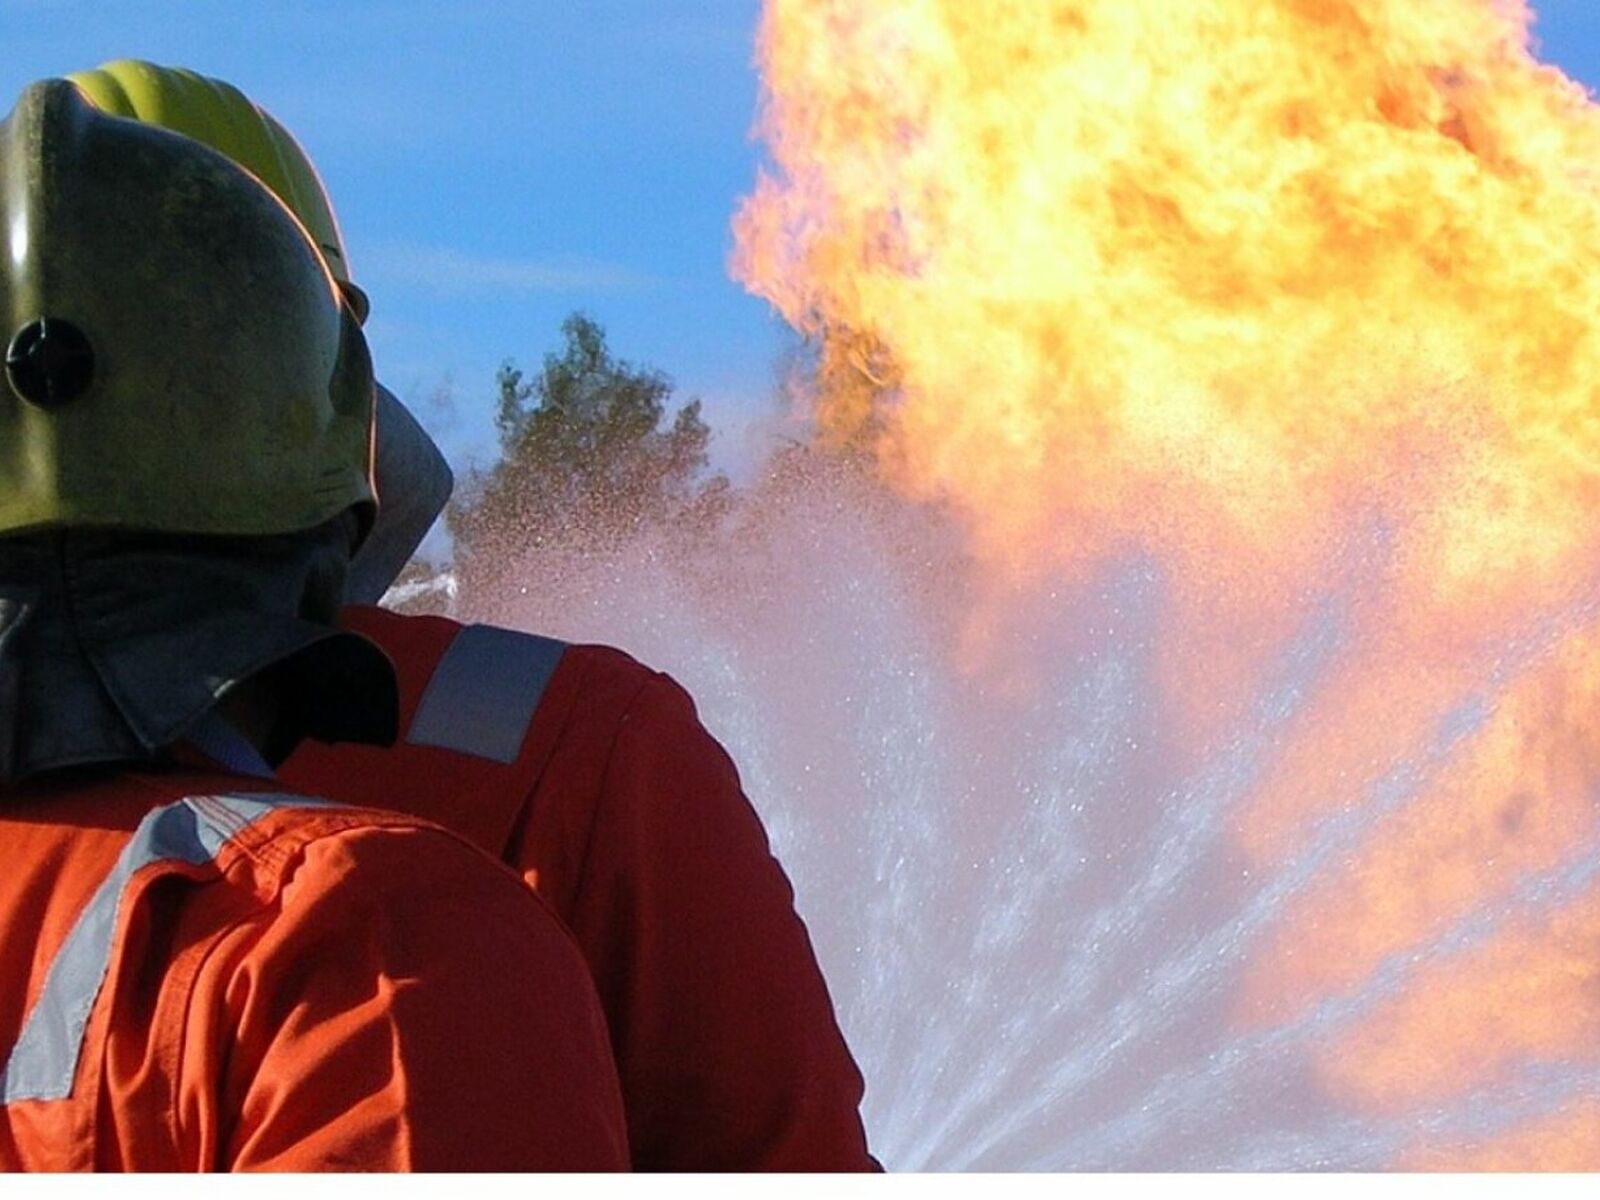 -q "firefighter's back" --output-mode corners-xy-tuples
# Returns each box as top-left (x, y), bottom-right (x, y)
(283, 604), (880, 1171)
